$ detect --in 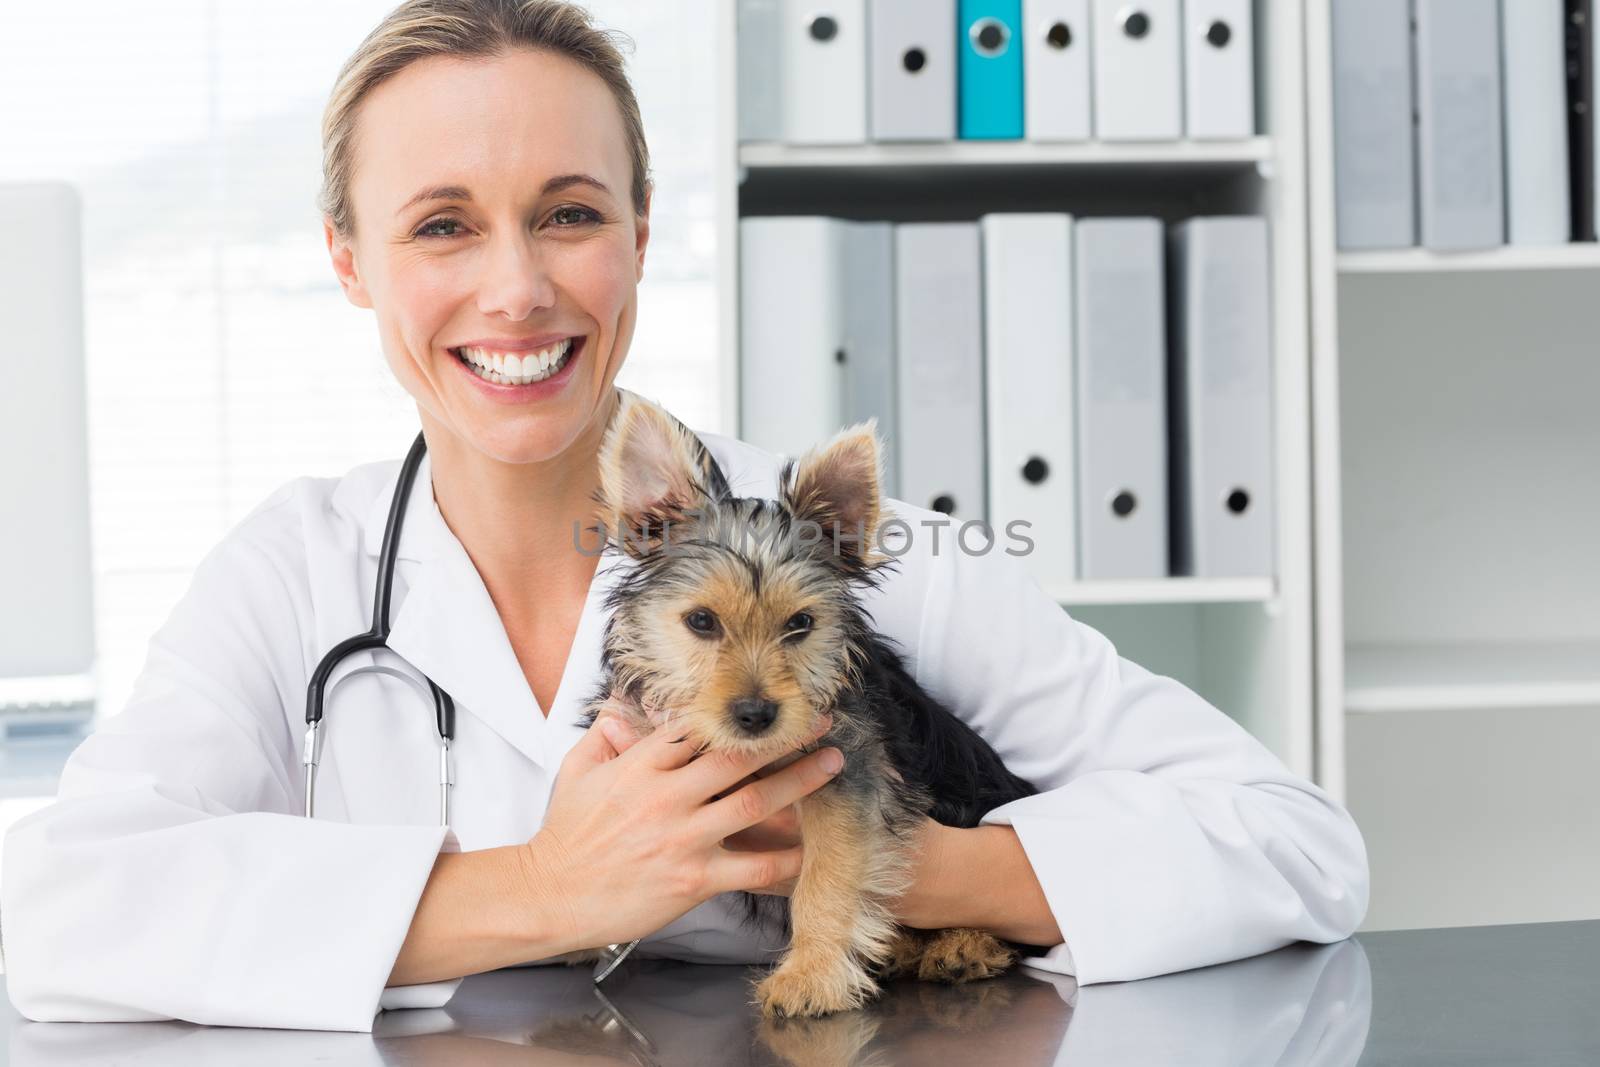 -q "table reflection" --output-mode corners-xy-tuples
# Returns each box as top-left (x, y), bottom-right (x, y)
(7, 937), (1369, 1066)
